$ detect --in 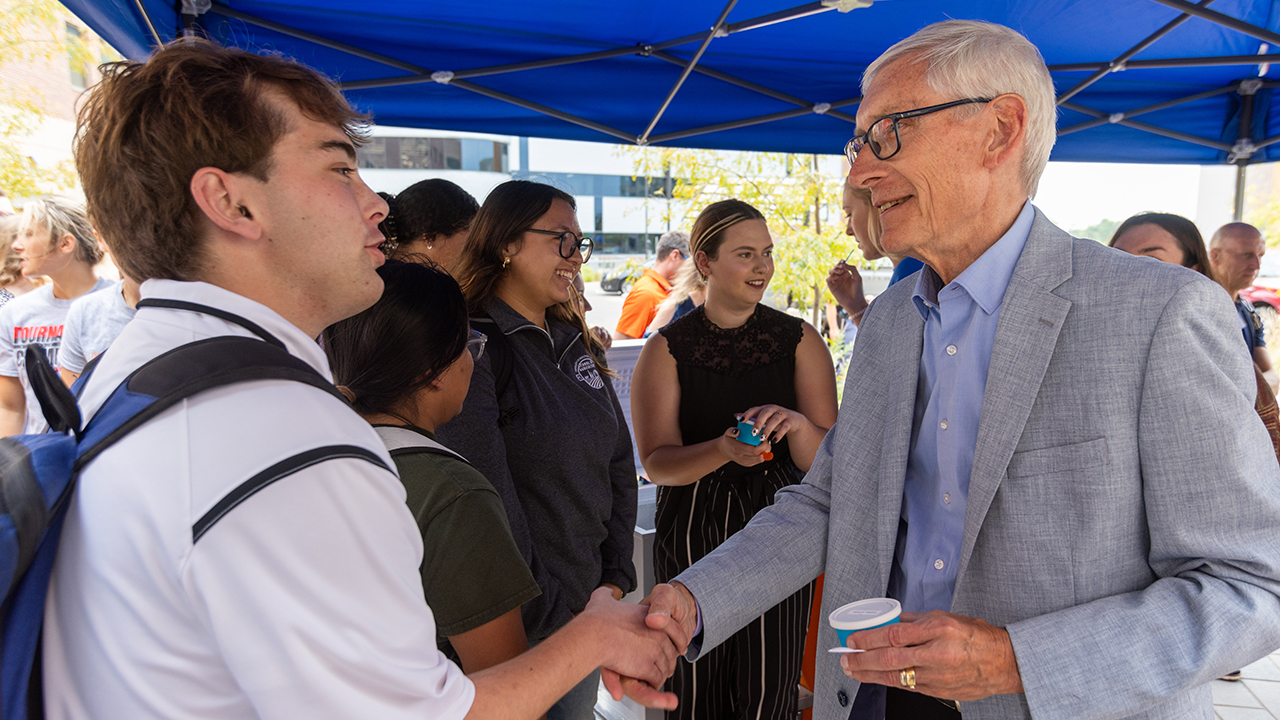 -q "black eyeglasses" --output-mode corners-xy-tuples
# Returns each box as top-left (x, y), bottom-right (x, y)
(844, 98), (993, 163)
(466, 329), (487, 361)
(527, 228), (594, 263)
